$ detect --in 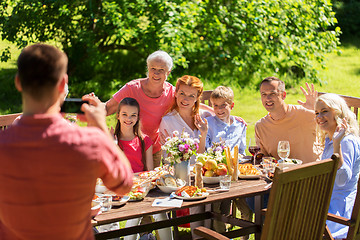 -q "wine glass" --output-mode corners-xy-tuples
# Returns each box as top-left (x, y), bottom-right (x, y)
(277, 141), (290, 162)
(248, 138), (260, 165)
